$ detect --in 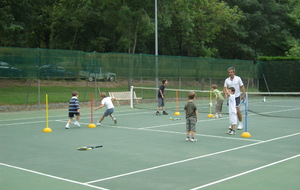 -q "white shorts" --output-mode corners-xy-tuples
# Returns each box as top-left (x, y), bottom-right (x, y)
(229, 112), (237, 125)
